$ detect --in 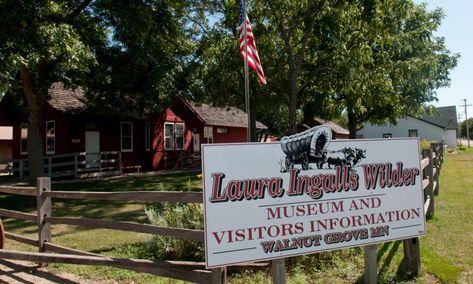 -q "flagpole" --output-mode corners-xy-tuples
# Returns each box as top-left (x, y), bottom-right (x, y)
(243, 0), (251, 142)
